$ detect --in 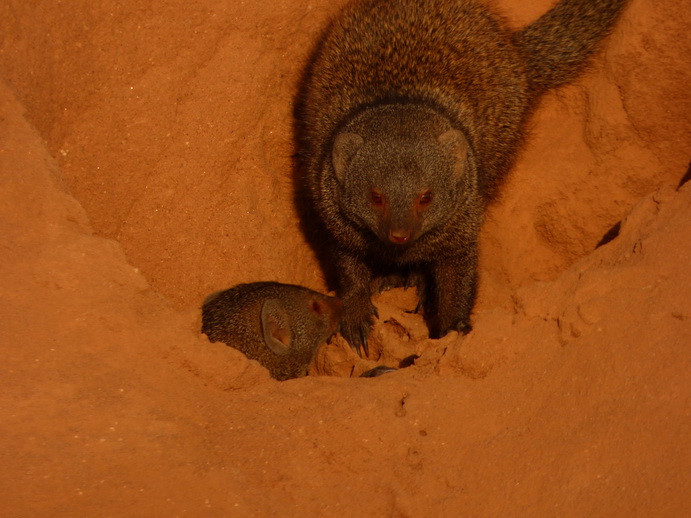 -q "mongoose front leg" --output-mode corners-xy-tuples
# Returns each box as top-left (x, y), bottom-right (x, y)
(334, 251), (378, 356)
(430, 252), (477, 338)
